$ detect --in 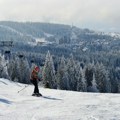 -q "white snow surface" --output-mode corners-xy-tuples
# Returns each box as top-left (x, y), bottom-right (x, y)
(0, 78), (120, 120)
